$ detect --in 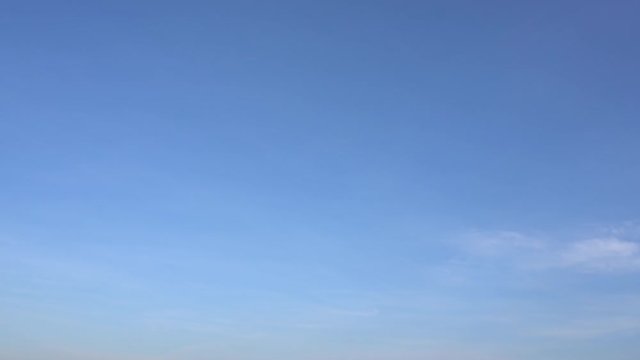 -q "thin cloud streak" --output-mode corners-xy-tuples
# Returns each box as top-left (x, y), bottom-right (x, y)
(455, 225), (640, 274)
(536, 317), (640, 339)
